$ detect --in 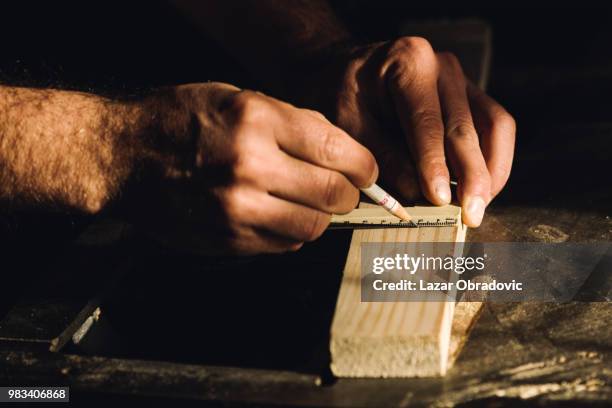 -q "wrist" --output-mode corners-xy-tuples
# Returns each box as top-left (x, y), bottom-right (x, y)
(118, 88), (198, 182)
(108, 87), (203, 218)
